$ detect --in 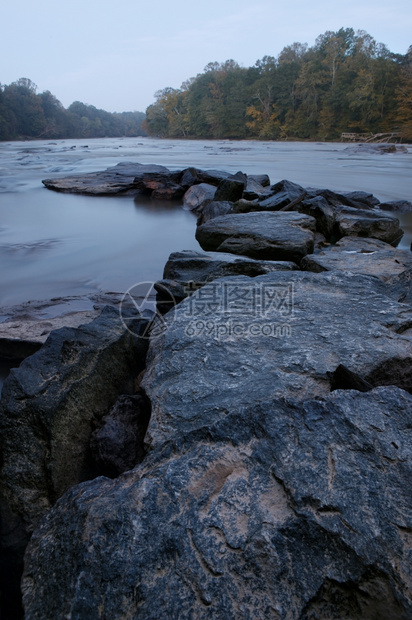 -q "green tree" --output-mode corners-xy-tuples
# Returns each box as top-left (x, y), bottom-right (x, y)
(396, 46), (412, 140)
